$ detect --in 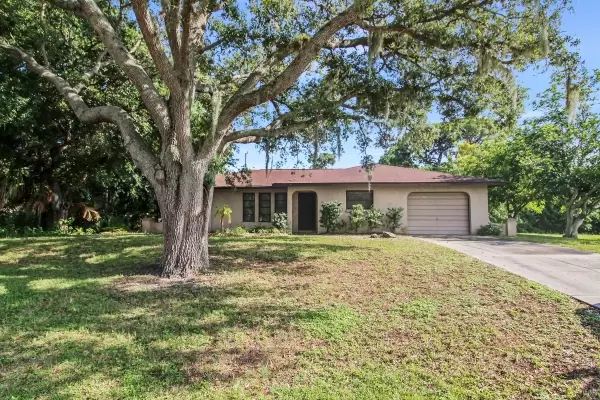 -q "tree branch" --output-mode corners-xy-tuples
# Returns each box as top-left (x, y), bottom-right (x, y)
(131, 0), (179, 92)
(160, 0), (182, 67)
(204, 2), (365, 160)
(50, 0), (172, 138)
(0, 40), (163, 192)
(224, 122), (314, 145)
